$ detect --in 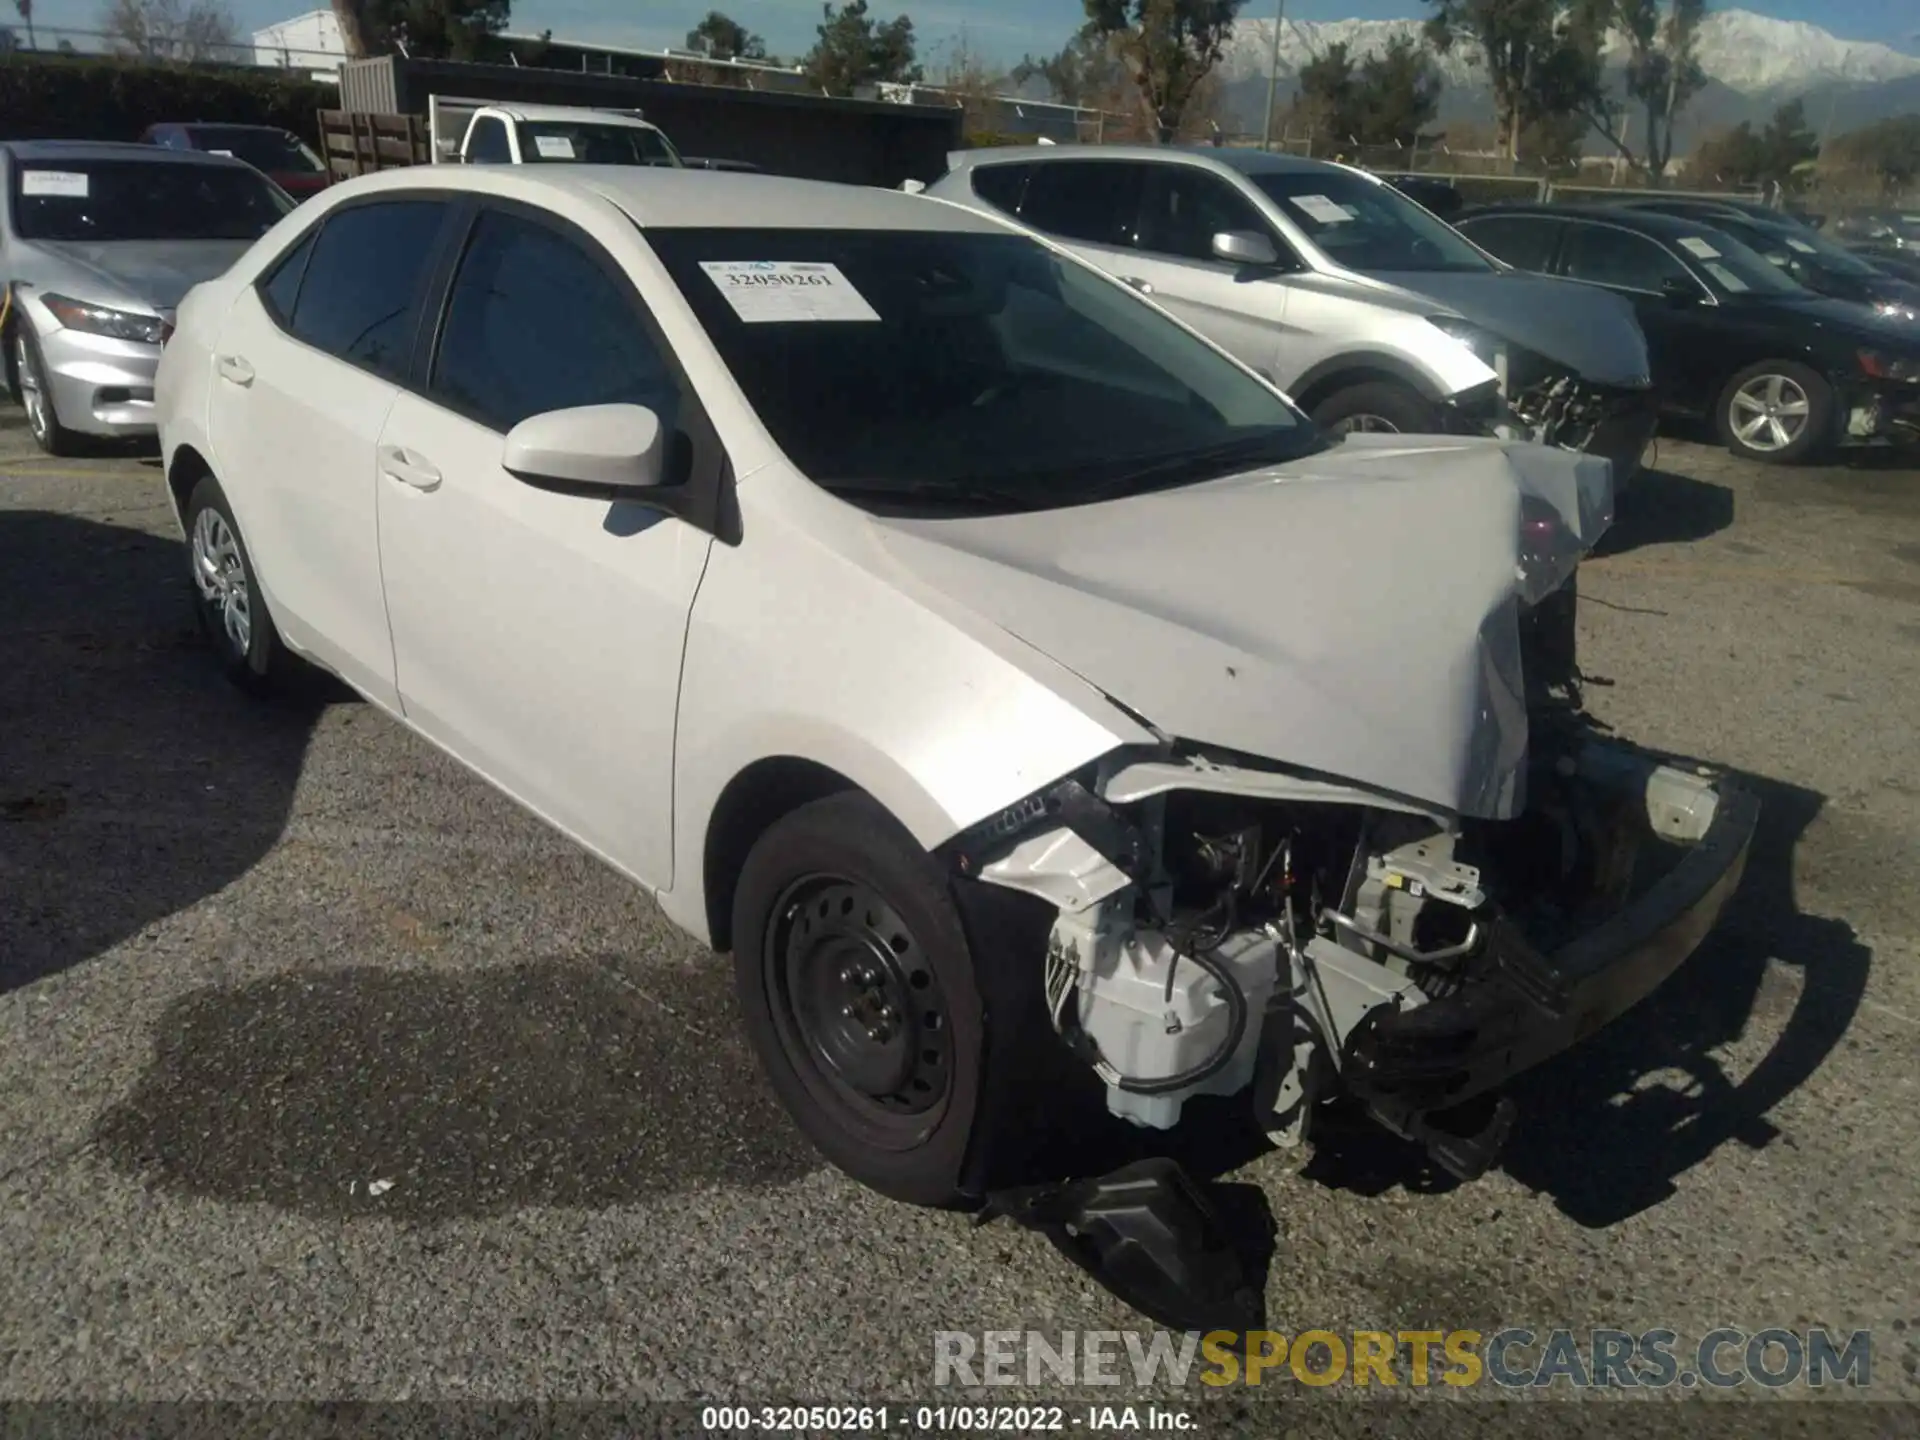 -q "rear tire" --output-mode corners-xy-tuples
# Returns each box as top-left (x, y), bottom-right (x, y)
(1716, 360), (1831, 465)
(1311, 379), (1440, 437)
(183, 475), (290, 692)
(731, 791), (1050, 1207)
